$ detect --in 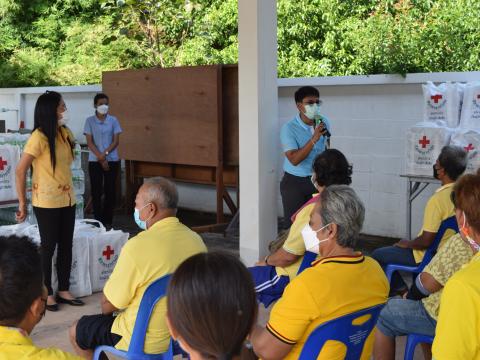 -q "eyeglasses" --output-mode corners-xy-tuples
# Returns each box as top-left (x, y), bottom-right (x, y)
(303, 99), (322, 106)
